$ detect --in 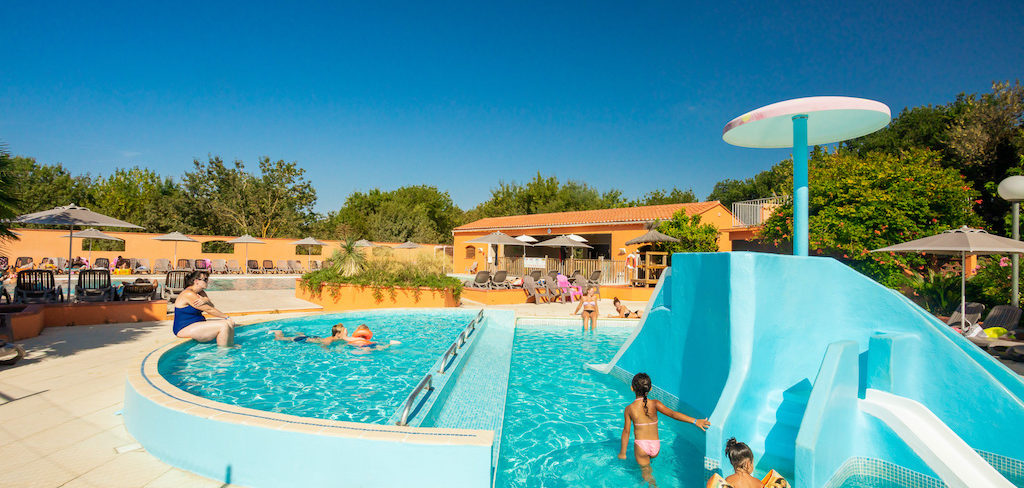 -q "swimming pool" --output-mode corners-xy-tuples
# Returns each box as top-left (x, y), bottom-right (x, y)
(496, 323), (705, 487)
(203, 276), (297, 291)
(158, 310), (475, 423)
